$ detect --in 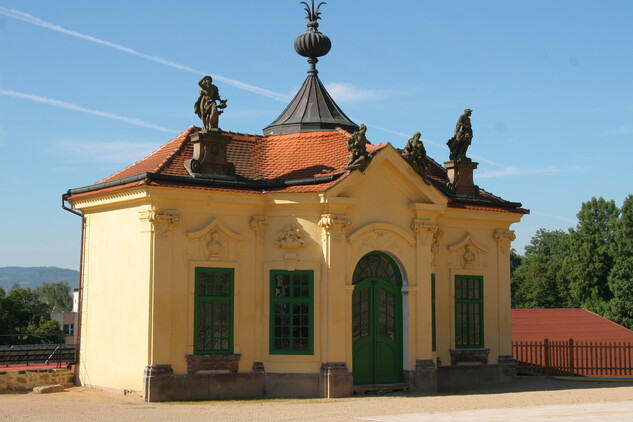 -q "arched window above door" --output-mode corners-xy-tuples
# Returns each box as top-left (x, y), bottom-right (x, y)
(352, 252), (402, 286)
